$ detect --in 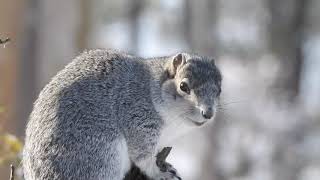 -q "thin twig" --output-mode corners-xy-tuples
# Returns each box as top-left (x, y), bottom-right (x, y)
(9, 164), (15, 180)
